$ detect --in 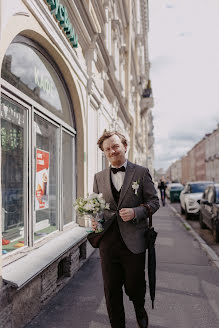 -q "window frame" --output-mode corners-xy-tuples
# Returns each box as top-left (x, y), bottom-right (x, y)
(6, 35), (76, 130)
(1, 63), (76, 253)
(1, 90), (30, 249)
